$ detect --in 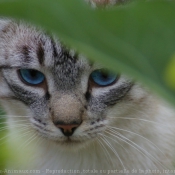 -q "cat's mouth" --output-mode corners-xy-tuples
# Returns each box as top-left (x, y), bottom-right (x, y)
(53, 136), (97, 151)
(63, 138), (82, 143)
(53, 137), (90, 150)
